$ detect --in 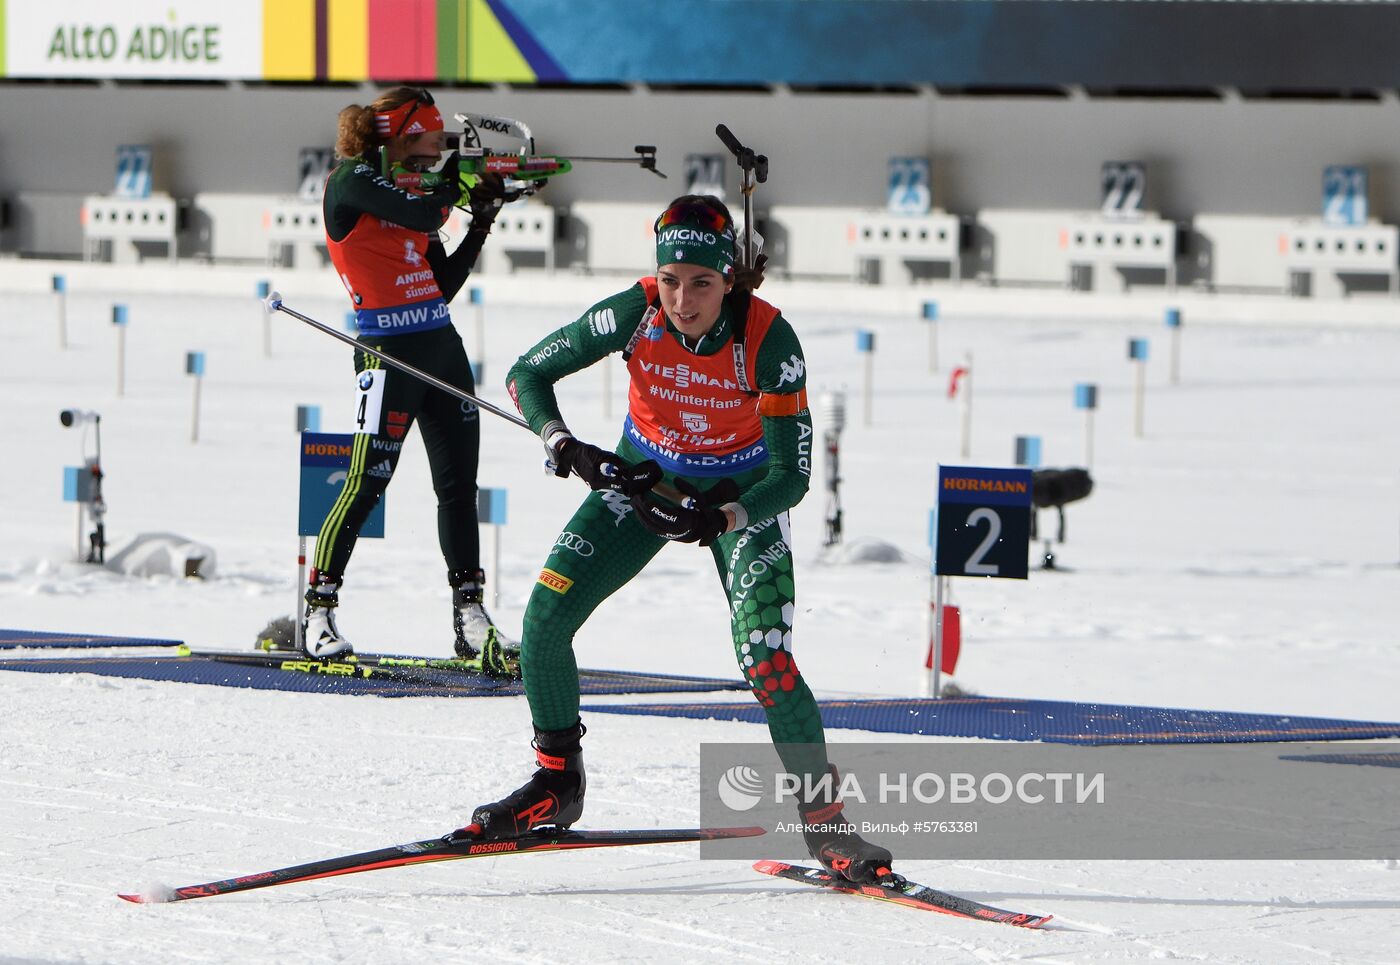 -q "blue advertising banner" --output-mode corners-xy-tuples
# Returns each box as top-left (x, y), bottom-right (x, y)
(298, 433), (384, 539)
(495, 0), (1400, 91)
(11, 2), (1400, 91)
